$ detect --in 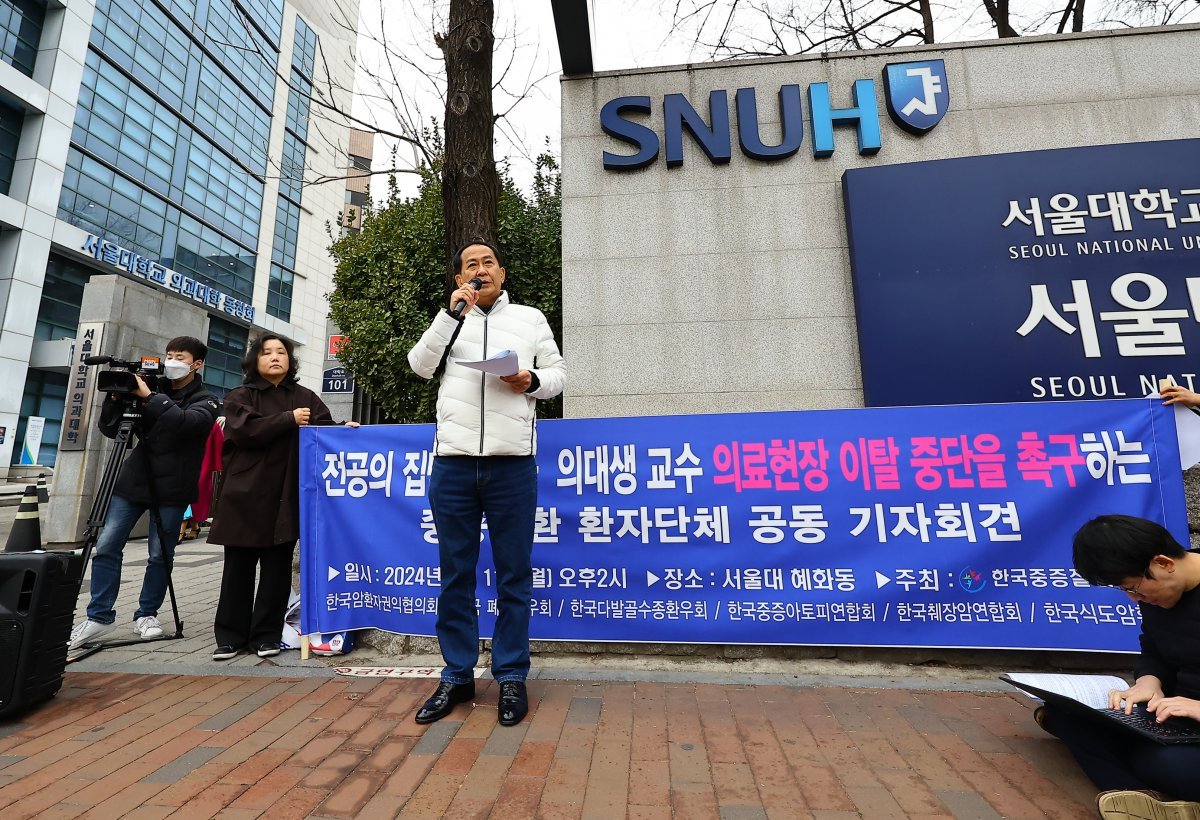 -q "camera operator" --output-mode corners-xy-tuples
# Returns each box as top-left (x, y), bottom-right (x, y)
(69, 336), (220, 649)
